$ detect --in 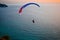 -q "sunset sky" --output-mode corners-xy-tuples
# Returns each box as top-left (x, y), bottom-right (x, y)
(0, 0), (60, 4)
